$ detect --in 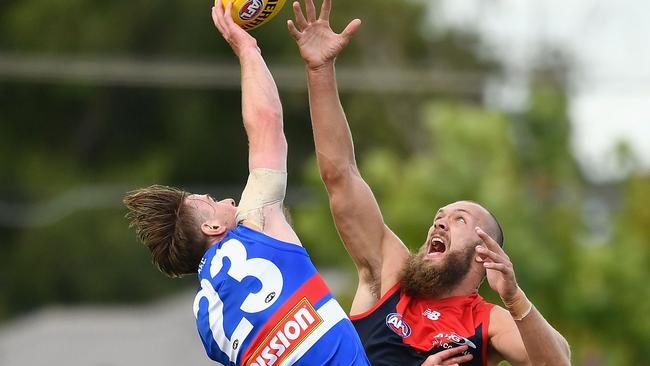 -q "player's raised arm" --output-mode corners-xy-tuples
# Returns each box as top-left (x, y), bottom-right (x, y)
(212, 2), (286, 172)
(212, 3), (299, 244)
(288, 0), (409, 308)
